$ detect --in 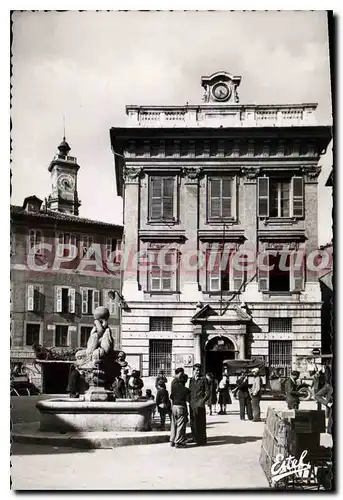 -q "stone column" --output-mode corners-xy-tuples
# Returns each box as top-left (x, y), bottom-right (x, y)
(240, 168), (263, 303)
(180, 167), (203, 302)
(302, 167), (322, 302)
(193, 325), (202, 365)
(122, 167), (144, 301)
